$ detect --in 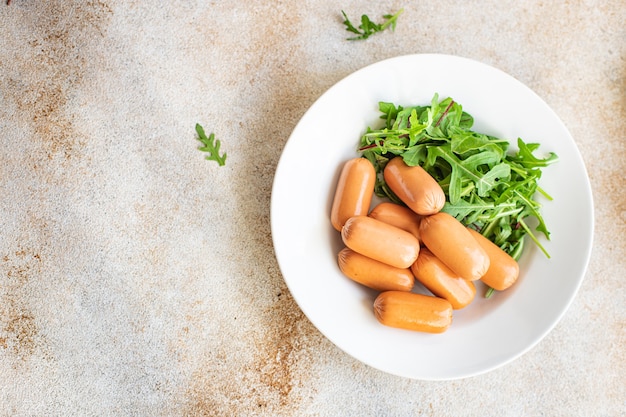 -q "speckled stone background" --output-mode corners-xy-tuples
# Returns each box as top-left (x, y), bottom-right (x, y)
(0, 1), (624, 416)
